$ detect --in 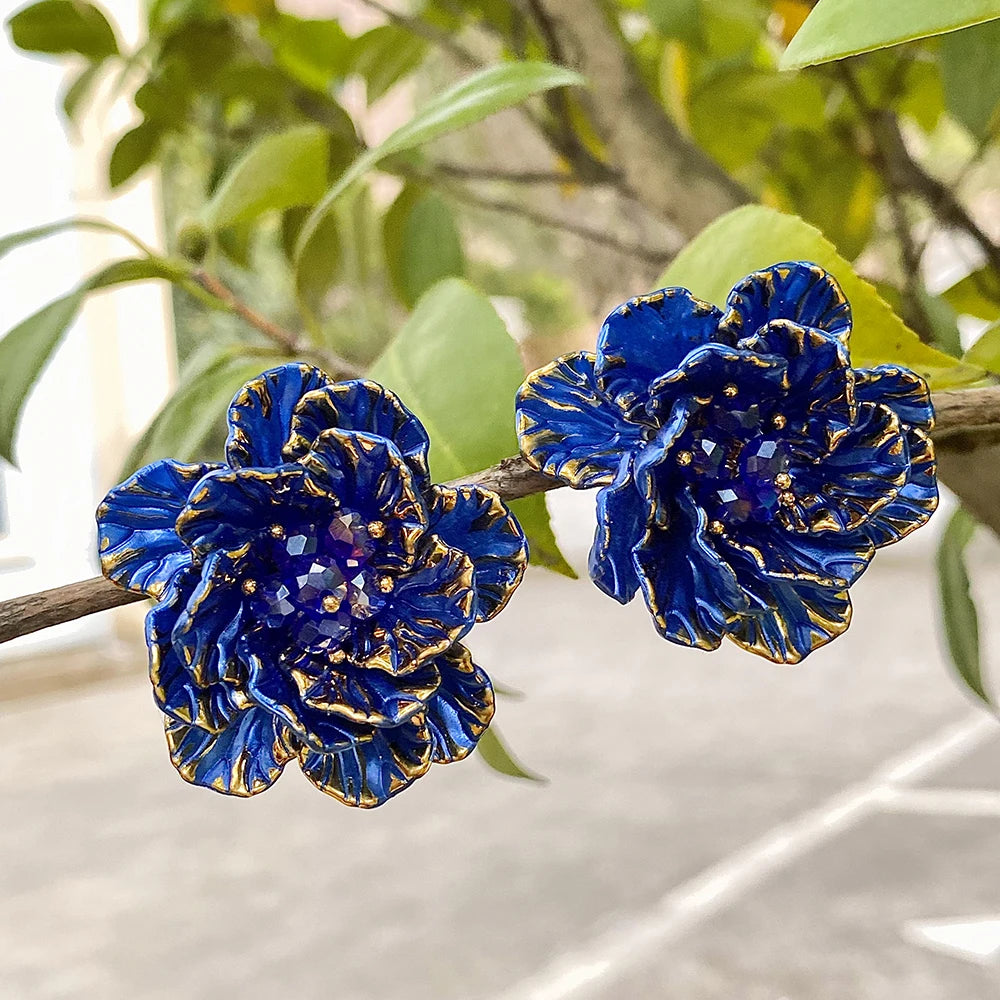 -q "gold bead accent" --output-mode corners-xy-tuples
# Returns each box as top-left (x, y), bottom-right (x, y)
(708, 520), (725, 535)
(775, 472), (792, 490)
(677, 450), (693, 467)
(779, 491), (796, 507)
(772, 414), (787, 430)
(330, 649), (346, 664)
(241, 578), (257, 595)
(722, 383), (738, 398)
(269, 524), (284, 538)
(367, 520), (386, 539)
(322, 593), (342, 613)
(378, 576), (395, 594)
